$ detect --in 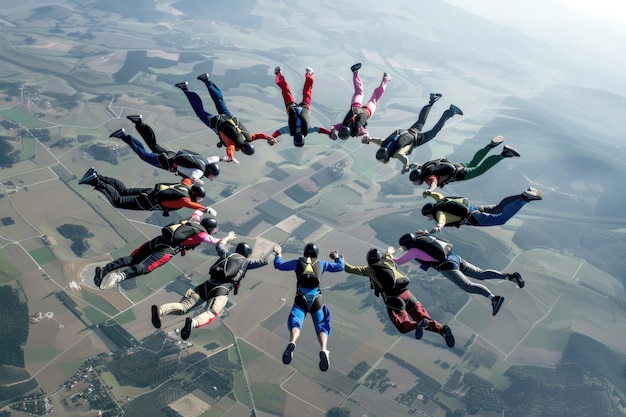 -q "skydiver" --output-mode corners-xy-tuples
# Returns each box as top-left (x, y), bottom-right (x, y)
(110, 116), (232, 185)
(422, 187), (544, 232)
(175, 74), (277, 165)
(343, 247), (455, 347)
(78, 167), (216, 216)
(271, 67), (331, 147)
(273, 243), (344, 372)
(409, 135), (520, 190)
(324, 63), (390, 141)
(361, 93), (463, 174)
(93, 210), (234, 290)
(151, 241), (275, 340)
(394, 231), (525, 316)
